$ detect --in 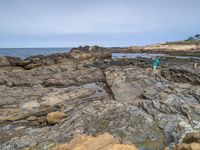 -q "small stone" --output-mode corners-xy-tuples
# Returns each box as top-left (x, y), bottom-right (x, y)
(47, 112), (66, 125)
